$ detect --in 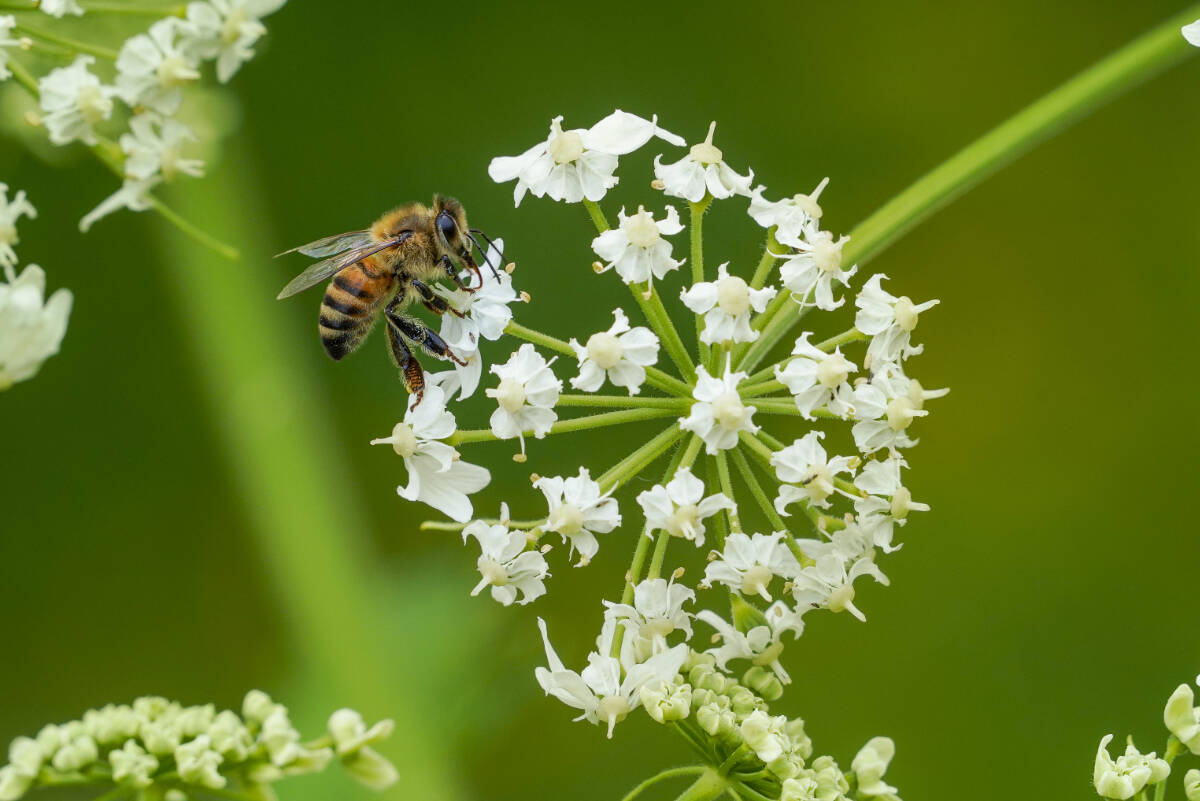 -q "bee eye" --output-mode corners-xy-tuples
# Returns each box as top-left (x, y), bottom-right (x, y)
(436, 212), (457, 241)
